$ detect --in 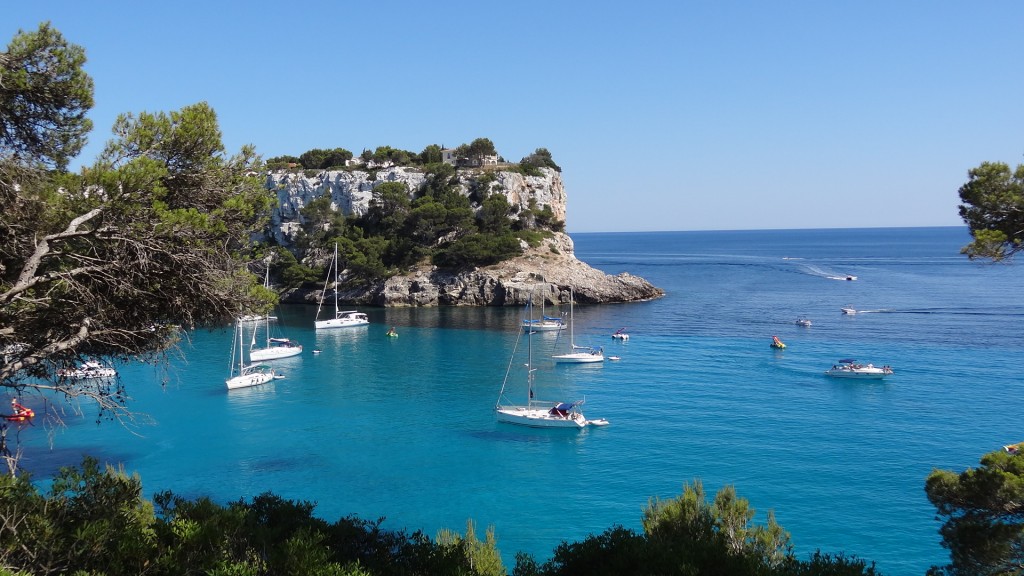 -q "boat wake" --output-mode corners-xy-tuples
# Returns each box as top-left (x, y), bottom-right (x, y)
(842, 307), (1022, 316)
(796, 264), (858, 281)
